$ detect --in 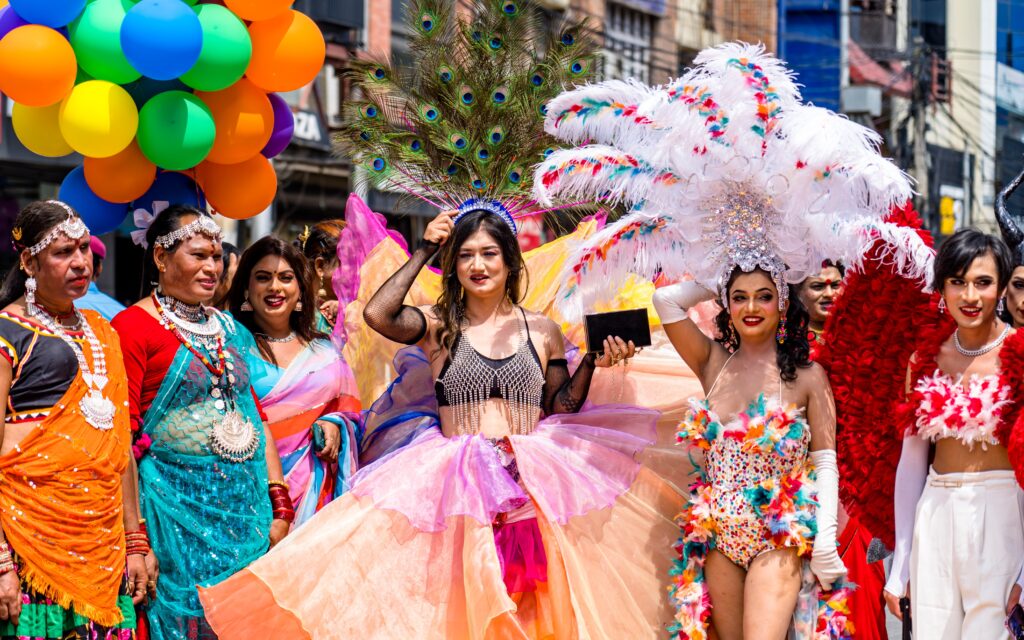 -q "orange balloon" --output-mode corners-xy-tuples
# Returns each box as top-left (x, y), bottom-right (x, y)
(84, 141), (157, 203)
(246, 10), (325, 93)
(196, 79), (273, 164)
(0, 25), (77, 107)
(197, 155), (277, 219)
(224, 0), (293, 21)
